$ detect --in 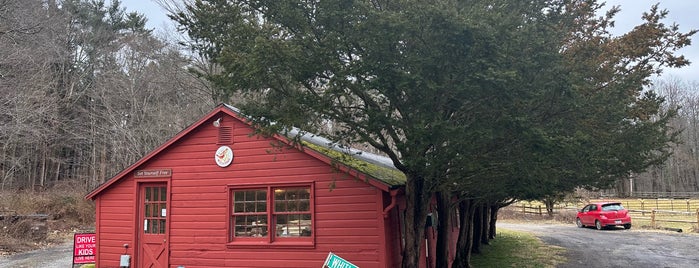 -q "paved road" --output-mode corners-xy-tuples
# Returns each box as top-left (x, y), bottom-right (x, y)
(499, 222), (699, 268)
(0, 242), (72, 268)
